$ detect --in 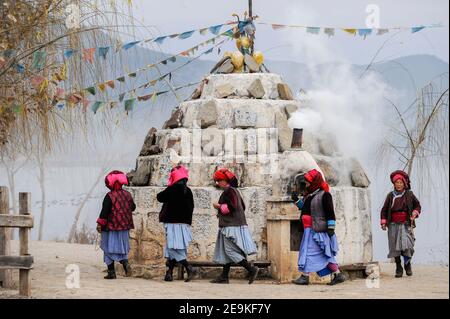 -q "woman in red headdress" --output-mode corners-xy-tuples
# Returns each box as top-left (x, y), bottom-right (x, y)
(210, 168), (259, 284)
(380, 170), (421, 277)
(157, 165), (195, 282)
(291, 168), (345, 286)
(96, 170), (136, 279)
